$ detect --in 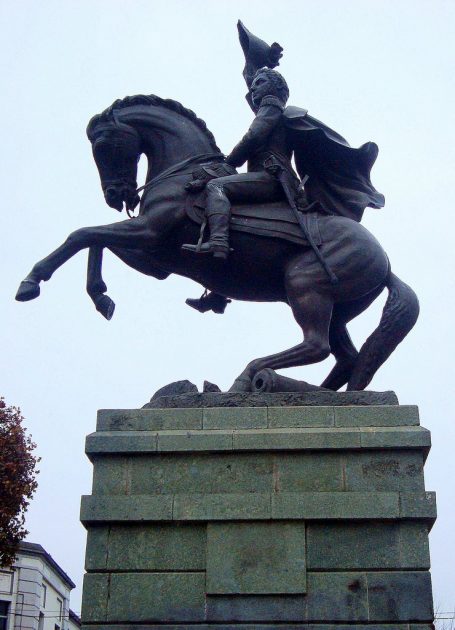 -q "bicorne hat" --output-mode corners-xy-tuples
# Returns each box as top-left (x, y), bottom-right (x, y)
(237, 20), (283, 88)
